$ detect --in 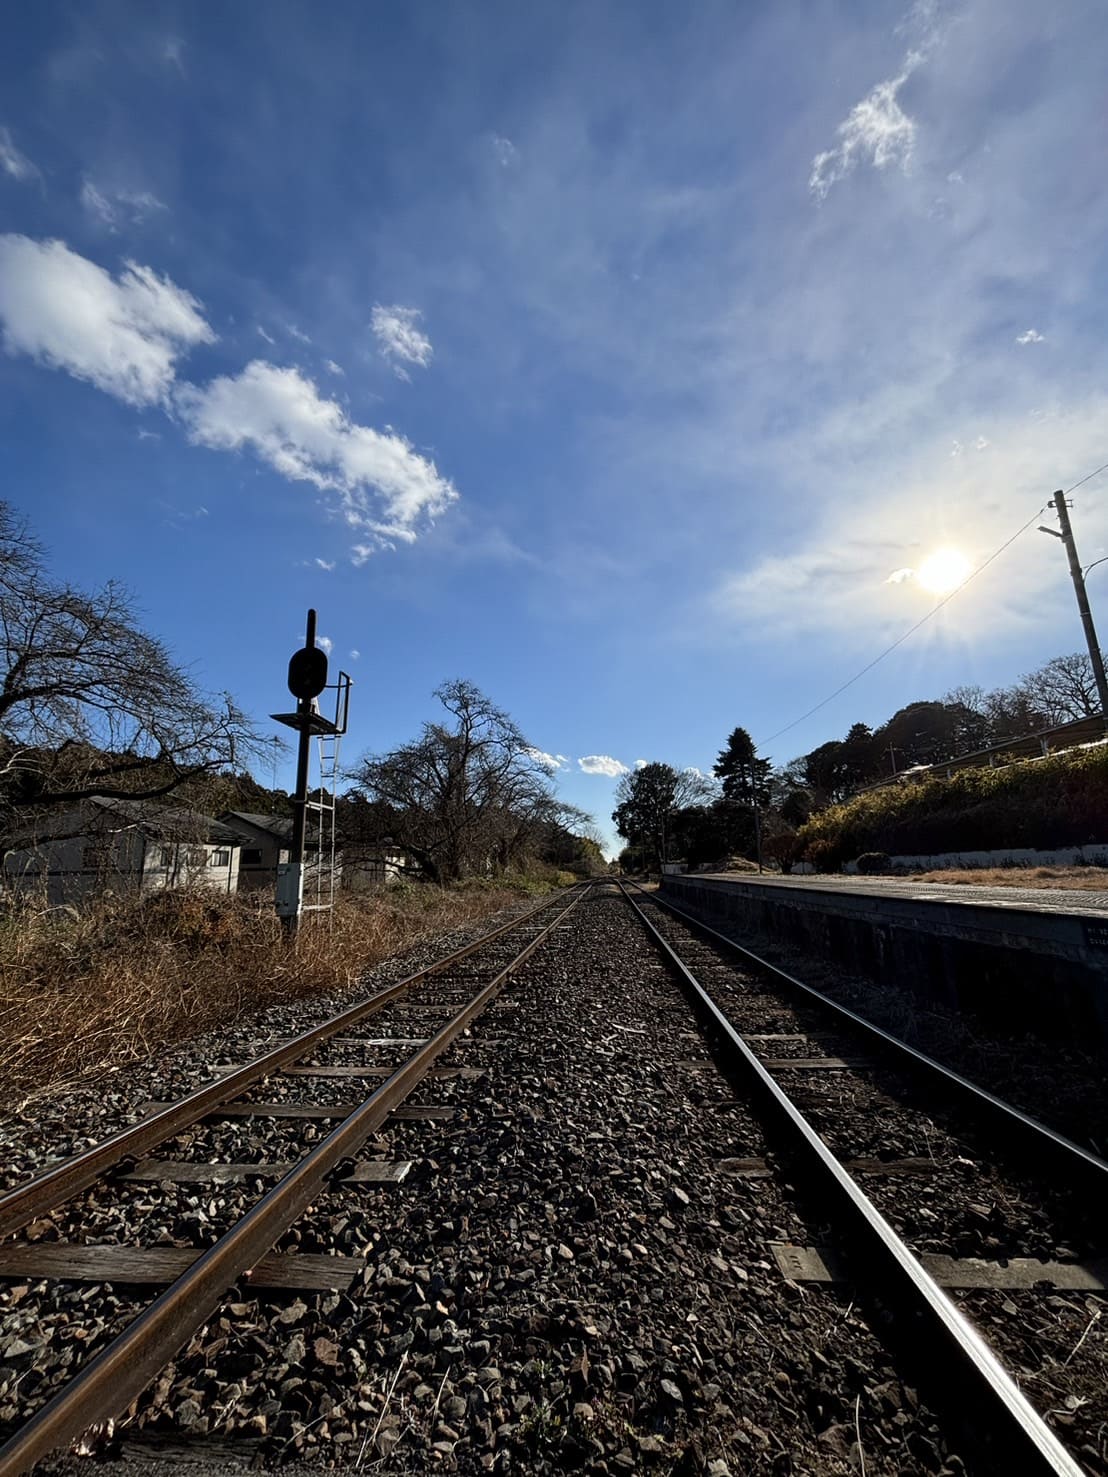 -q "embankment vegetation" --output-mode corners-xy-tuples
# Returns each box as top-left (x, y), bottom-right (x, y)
(793, 744), (1108, 871)
(0, 880), (566, 1107)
